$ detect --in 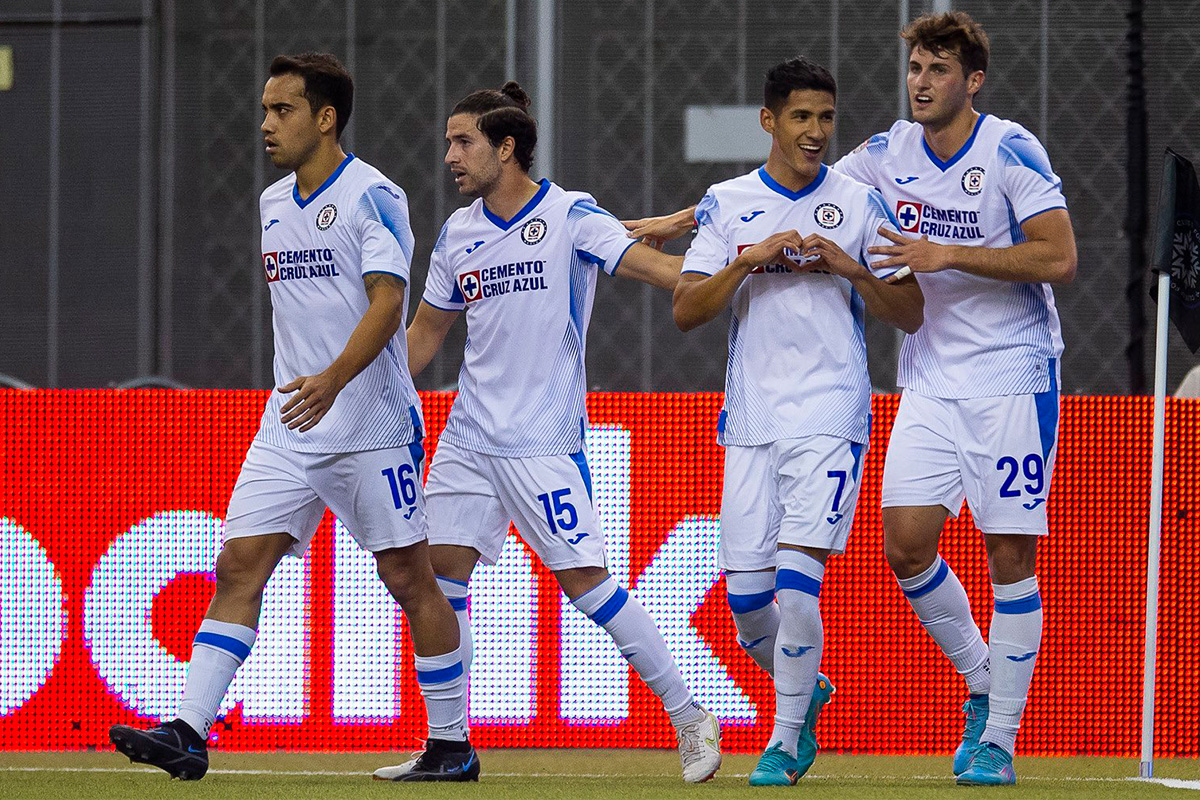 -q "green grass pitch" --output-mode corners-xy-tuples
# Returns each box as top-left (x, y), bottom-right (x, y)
(3, 749), (1199, 799)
